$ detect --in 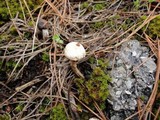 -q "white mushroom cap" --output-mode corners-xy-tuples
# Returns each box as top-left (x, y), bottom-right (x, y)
(89, 118), (99, 120)
(64, 42), (86, 61)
